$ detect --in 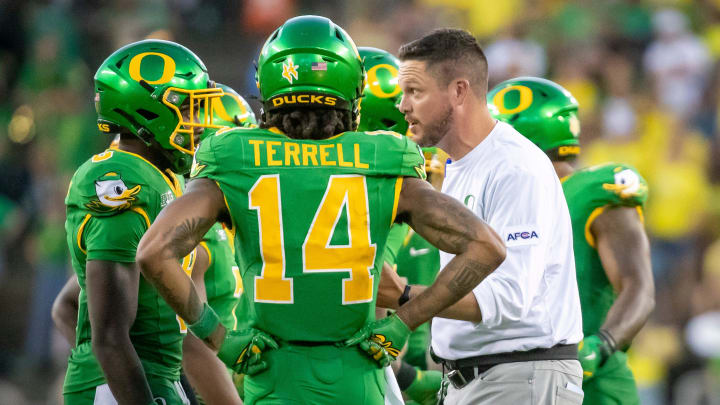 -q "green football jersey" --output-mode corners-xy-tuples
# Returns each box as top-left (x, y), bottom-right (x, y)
(383, 223), (410, 267)
(63, 148), (191, 394)
(396, 229), (440, 286)
(396, 229), (440, 369)
(562, 162), (648, 338)
(191, 127), (425, 342)
(201, 223), (241, 330)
